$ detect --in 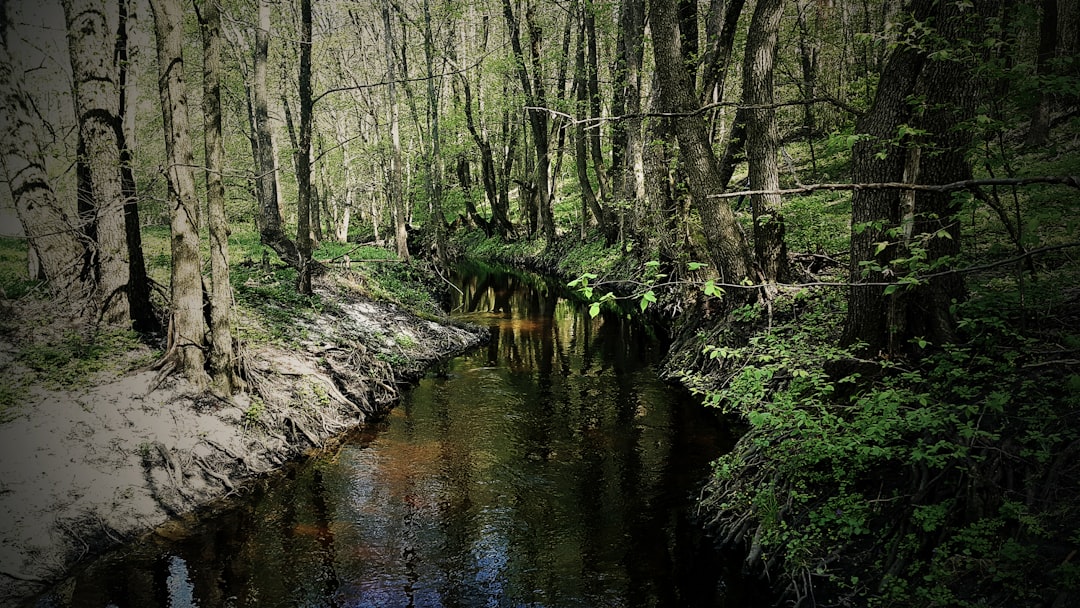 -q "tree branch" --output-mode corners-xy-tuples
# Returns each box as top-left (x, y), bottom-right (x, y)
(707, 175), (1080, 199)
